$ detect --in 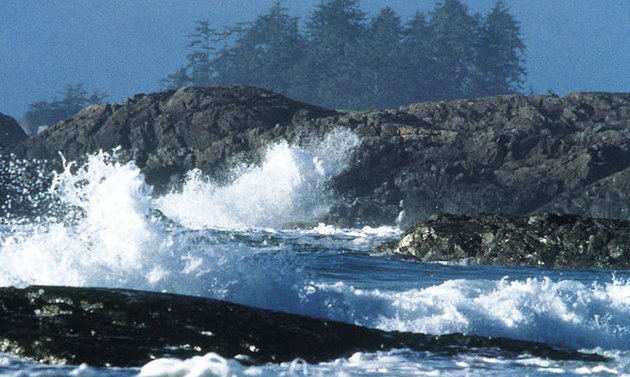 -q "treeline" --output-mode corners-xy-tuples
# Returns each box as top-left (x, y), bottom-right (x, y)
(21, 84), (107, 134)
(162, 0), (525, 110)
